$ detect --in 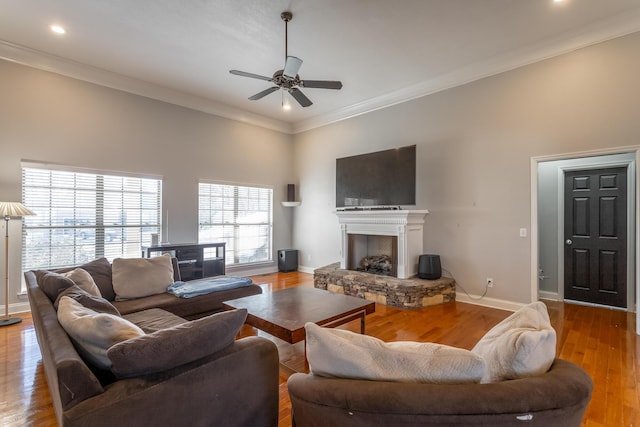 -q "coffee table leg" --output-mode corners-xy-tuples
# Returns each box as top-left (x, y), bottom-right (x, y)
(360, 312), (366, 334)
